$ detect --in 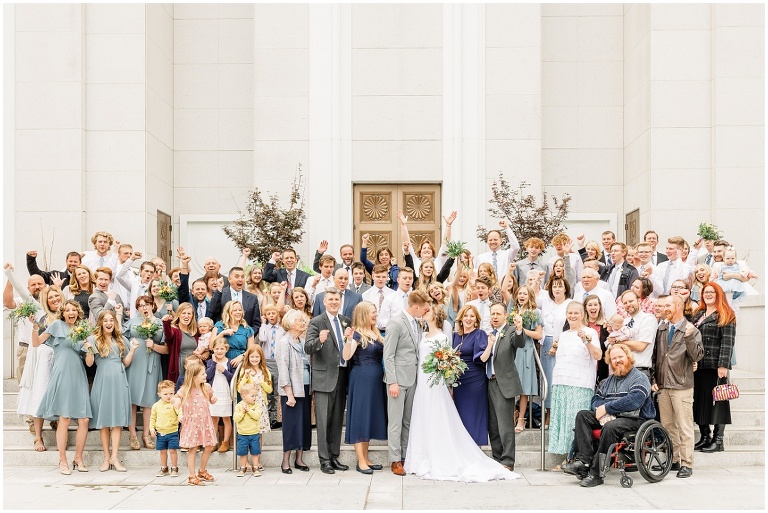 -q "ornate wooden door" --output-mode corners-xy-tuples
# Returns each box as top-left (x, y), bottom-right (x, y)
(625, 208), (639, 246)
(353, 184), (441, 269)
(157, 210), (172, 268)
